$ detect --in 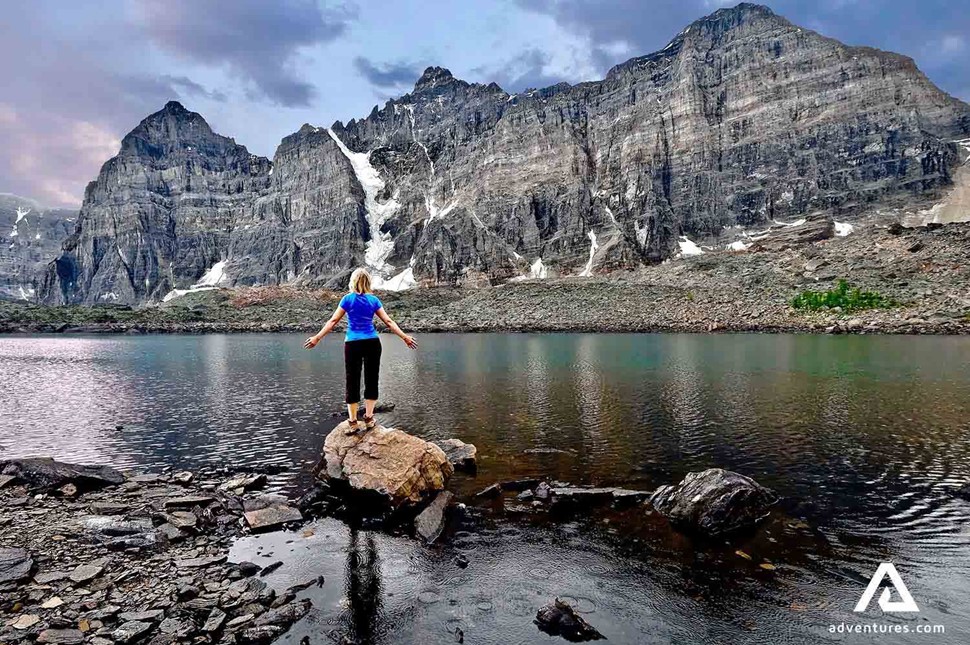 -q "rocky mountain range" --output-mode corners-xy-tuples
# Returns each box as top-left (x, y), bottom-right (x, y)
(40, 3), (970, 305)
(0, 194), (76, 302)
